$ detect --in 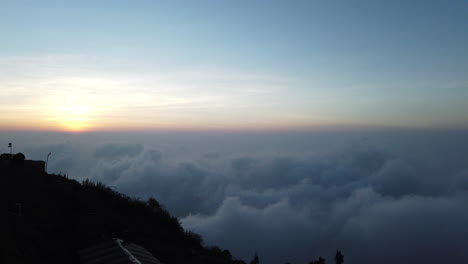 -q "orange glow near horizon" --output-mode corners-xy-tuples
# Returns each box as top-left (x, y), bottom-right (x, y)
(1, 96), (467, 133)
(1, 114), (437, 133)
